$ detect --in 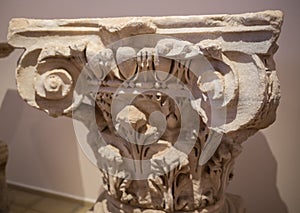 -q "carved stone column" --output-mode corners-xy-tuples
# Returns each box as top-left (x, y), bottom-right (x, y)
(1, 10), (283, 213)
(0, 141), (9, 212)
